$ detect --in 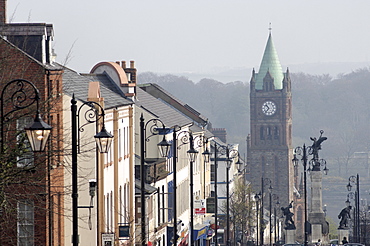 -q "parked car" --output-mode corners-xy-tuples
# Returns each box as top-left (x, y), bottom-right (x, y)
(344, 243), (365, 246)
(330, 239), (339, 246)
(274, 240), (285, 246)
